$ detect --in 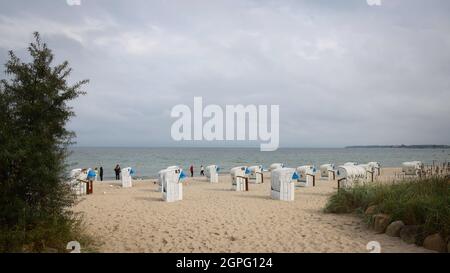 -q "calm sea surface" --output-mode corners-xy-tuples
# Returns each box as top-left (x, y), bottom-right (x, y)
(67, 147), (450, 179)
